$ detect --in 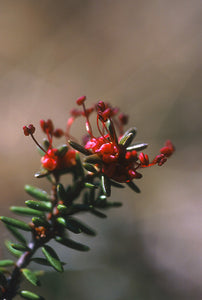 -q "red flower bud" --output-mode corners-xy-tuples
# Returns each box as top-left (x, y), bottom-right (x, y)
(53, 129), (64, 138)
(23, 124), (35, 136)
(119, 113), (128, 125)
(139, 152), (149, 165)
(76, 96), (86, 106)
(40, 119), (54, 134)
